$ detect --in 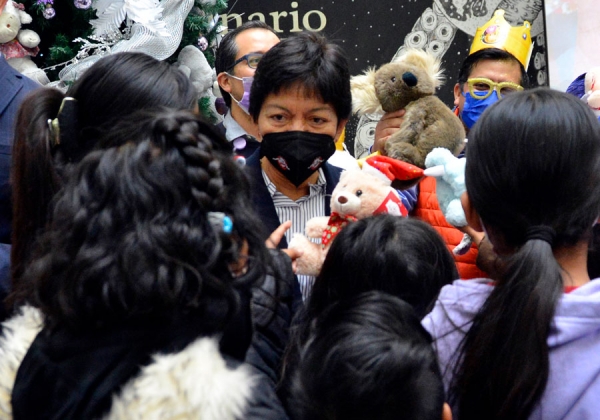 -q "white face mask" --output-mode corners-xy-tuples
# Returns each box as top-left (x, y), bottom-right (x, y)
(227, 74), (253, 115)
